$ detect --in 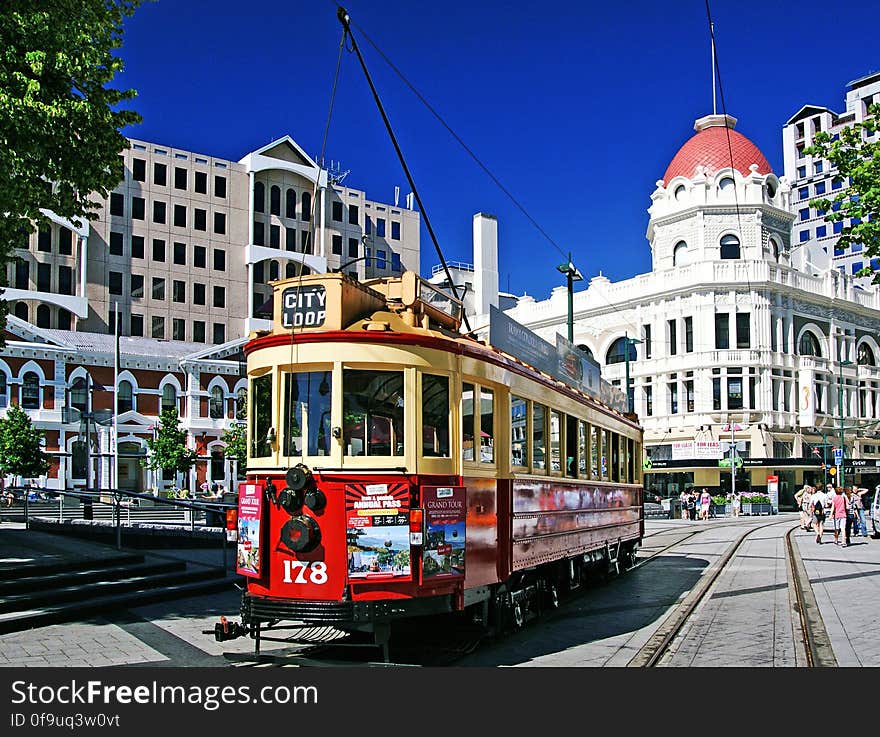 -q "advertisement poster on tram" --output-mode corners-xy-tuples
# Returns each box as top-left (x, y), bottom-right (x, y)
(236, 483), (263, 578)
(422, 486), (466, 578)
(345, 482), (411, 578)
